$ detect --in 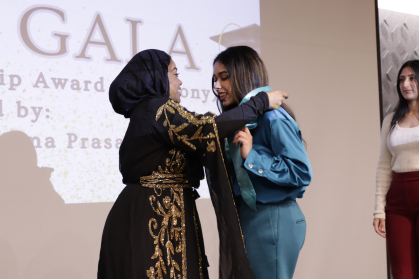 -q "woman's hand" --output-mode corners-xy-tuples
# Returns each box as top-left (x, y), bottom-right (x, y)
(266, 90), (289, 110)
(373, 218), (386, 238)
(233, 127), (253, 160)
